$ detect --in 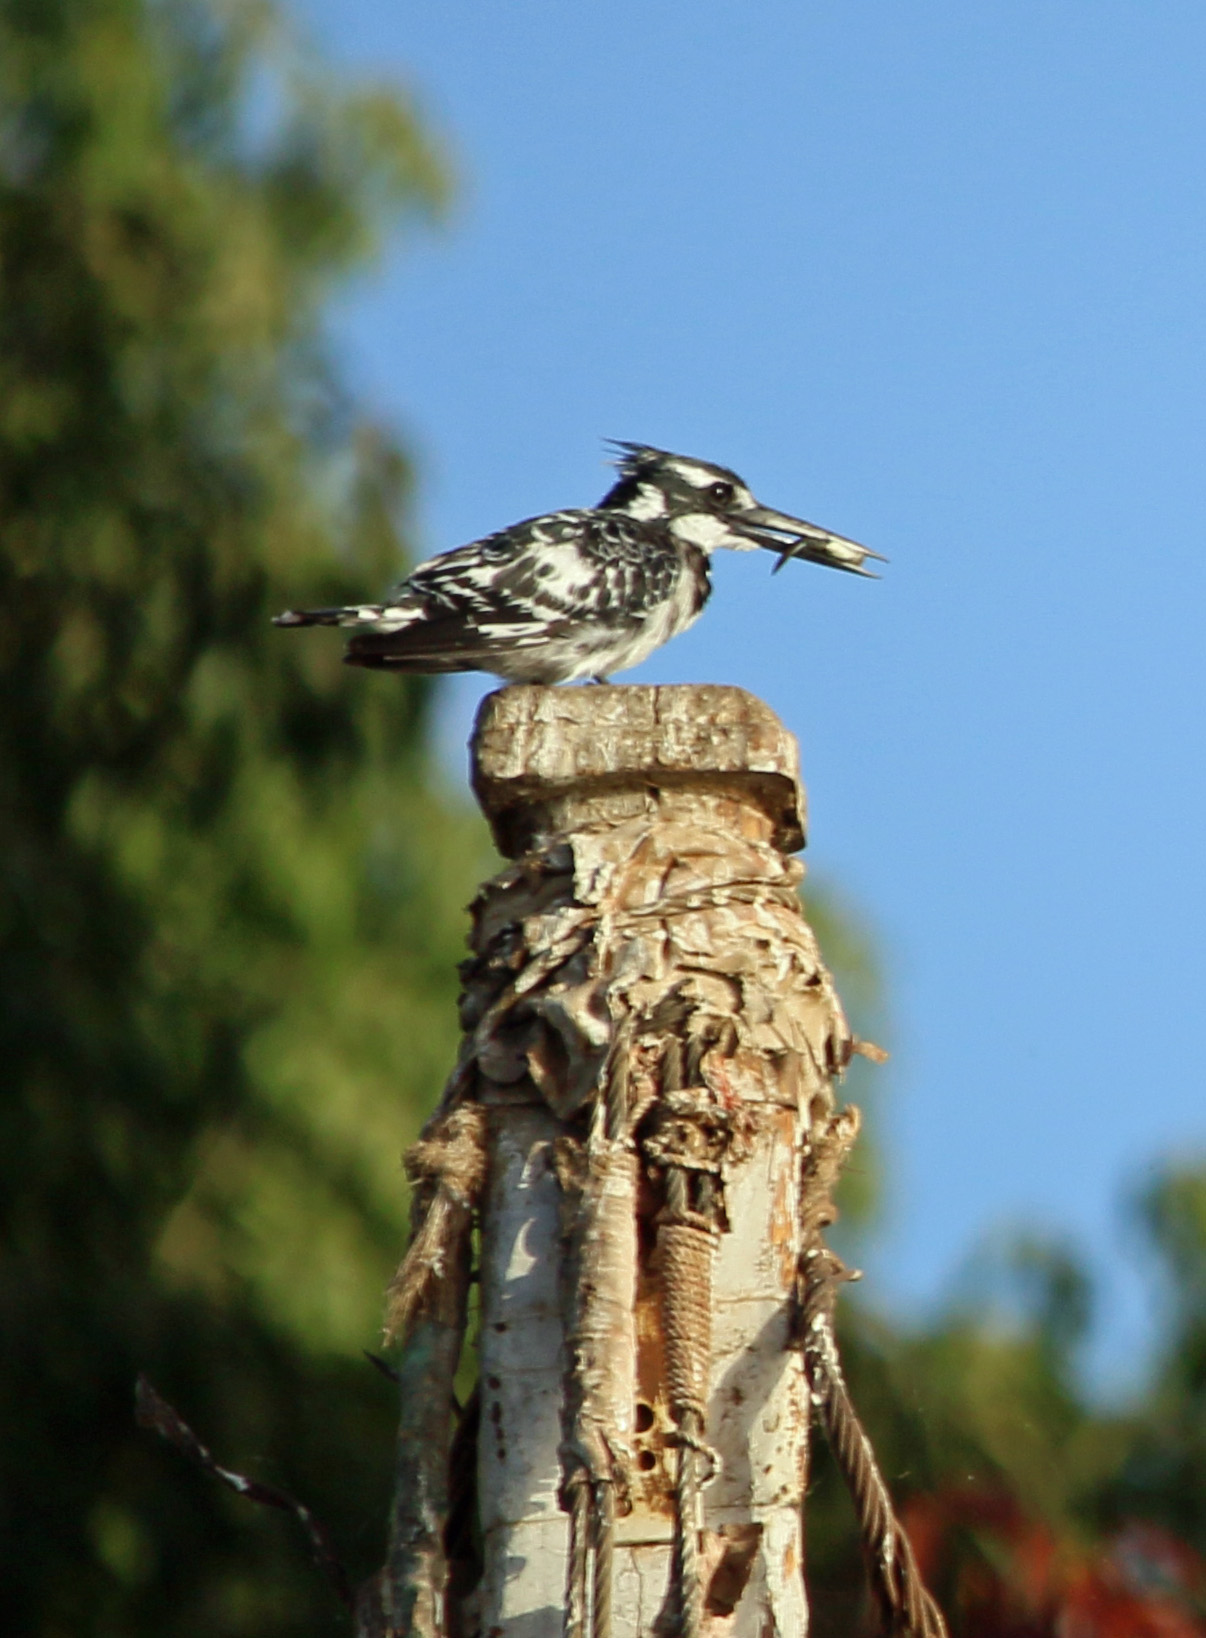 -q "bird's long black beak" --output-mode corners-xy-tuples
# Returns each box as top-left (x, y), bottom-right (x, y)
(739, 504), (886, 577)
